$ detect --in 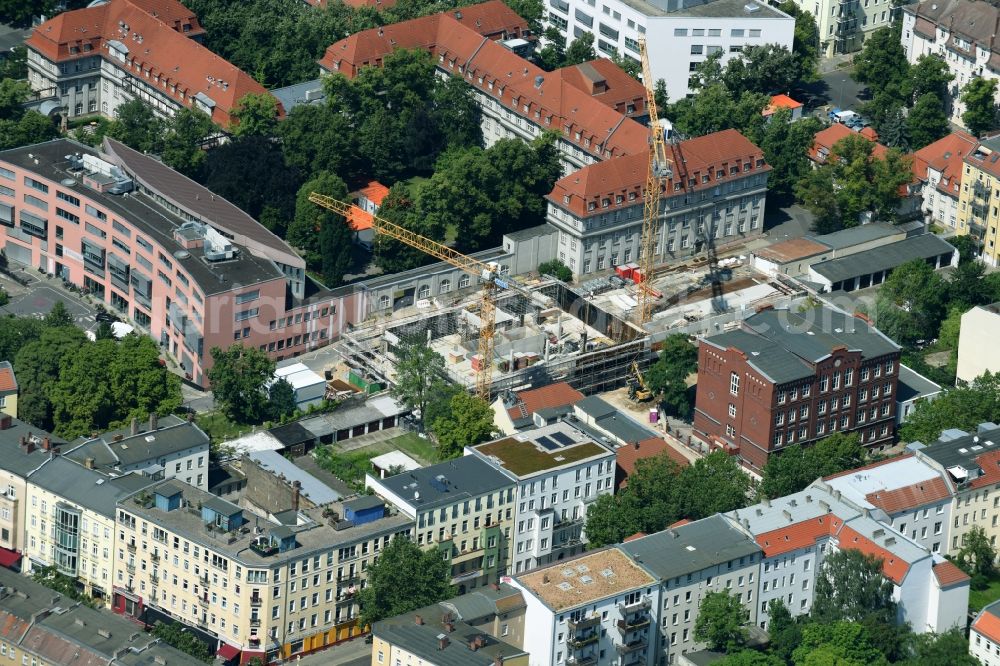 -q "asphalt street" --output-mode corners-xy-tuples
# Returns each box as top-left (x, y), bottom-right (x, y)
(0, 23), (29, 54)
